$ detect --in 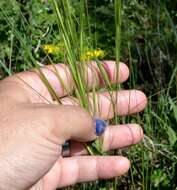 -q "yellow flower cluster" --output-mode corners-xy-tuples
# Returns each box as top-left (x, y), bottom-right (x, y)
(81, 49), (105, 61)
(42, 44), (105, 62)
(42, 44), (60, 55)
